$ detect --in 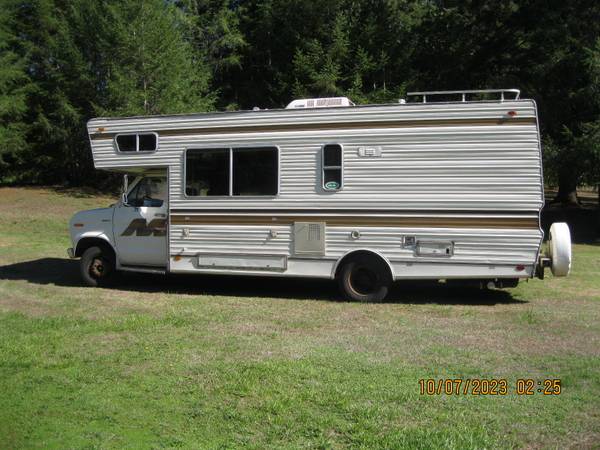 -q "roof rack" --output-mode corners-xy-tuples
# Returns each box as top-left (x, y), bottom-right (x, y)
(406, 89), (520, 103)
